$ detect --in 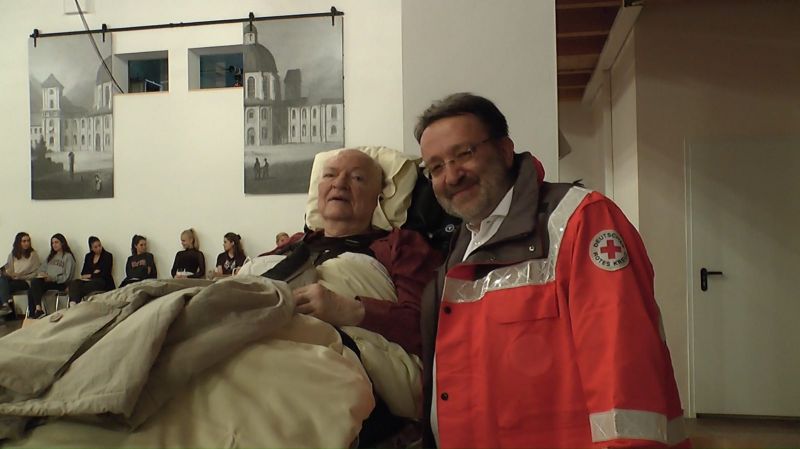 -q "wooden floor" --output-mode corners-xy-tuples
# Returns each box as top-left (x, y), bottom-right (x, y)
(0, 318), (22, 337)
(2, 319), (799, 447)
(688, 416), (800, 448)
